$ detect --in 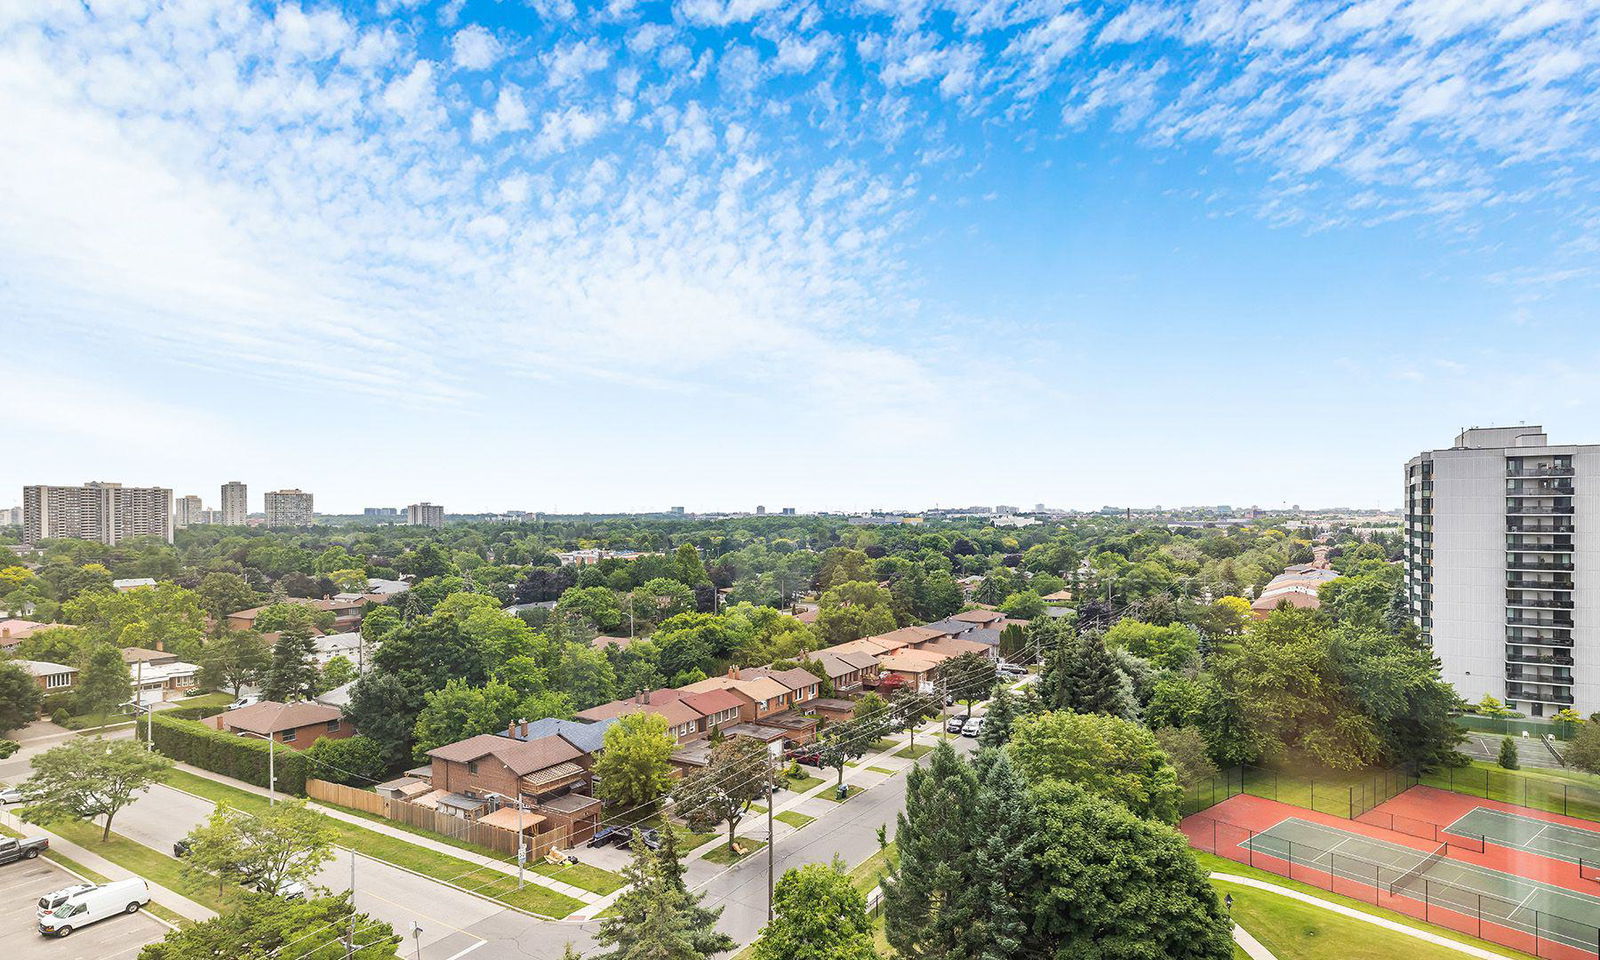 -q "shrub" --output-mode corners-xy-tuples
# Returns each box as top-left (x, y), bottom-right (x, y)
(51, 708), (70, 725)
(1498, 736), (1520, 770)
(305, 736), (388, 786)
(0, 739), (18, 759)
(144, 713), (309, 795)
